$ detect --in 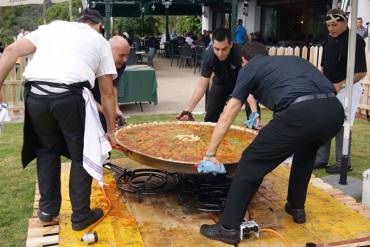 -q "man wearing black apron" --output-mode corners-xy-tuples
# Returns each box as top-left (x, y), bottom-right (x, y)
(199, 43), (345, 245)
(0, 9), (117, 231)
(176, 28), (258, 123)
